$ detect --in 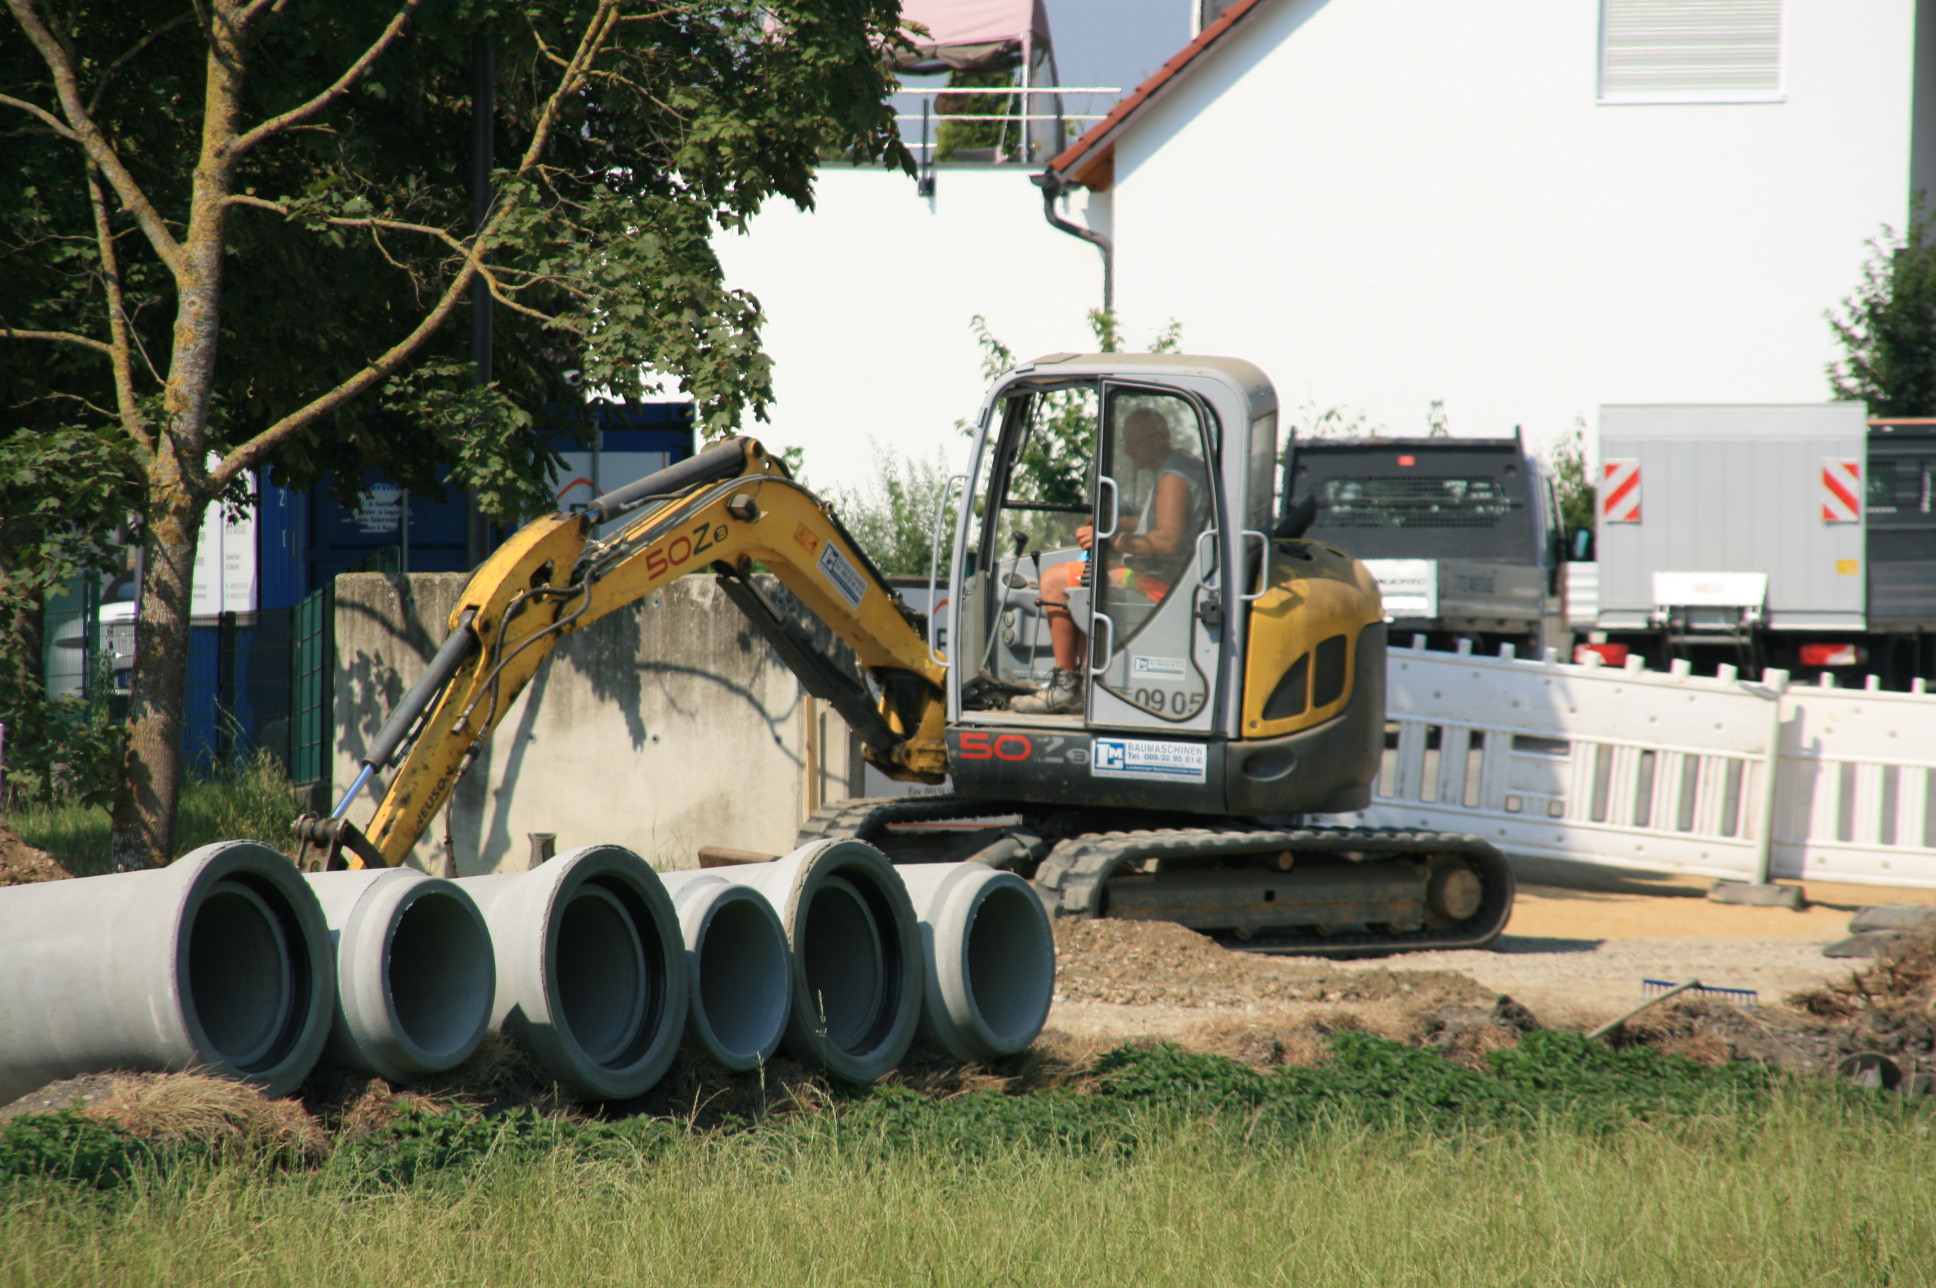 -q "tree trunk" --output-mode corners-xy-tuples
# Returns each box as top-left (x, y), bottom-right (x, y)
(107, 483), (202, 870)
